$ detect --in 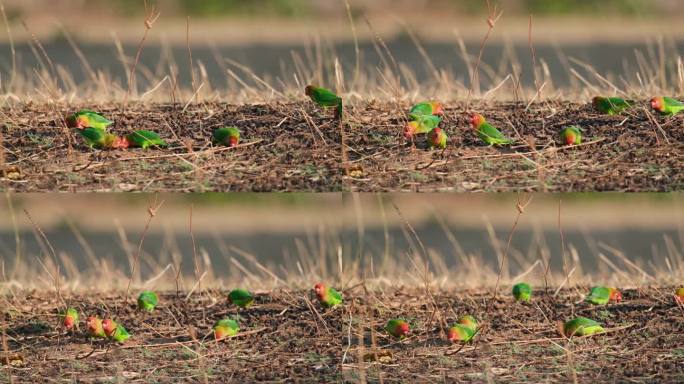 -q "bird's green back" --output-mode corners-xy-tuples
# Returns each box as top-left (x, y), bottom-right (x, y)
(564, 317), (603, 337)
(327, 287), (343, 305)
(127, 130), (168, 149)
(478, 122), (513, 145)
(229, 289), (254, 307)
(213, 127), (240, 144)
